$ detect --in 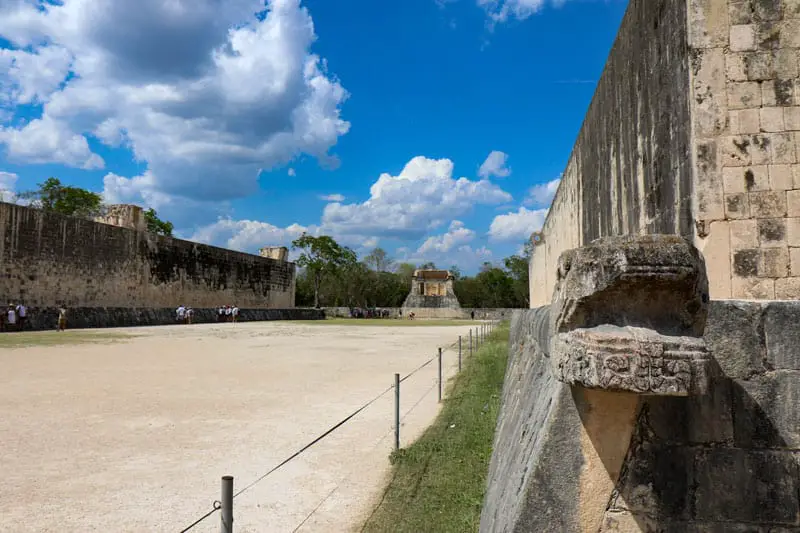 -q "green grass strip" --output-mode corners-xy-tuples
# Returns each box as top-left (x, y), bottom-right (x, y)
(297, 318), (481, 327)
(361, 323), (510, 533)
